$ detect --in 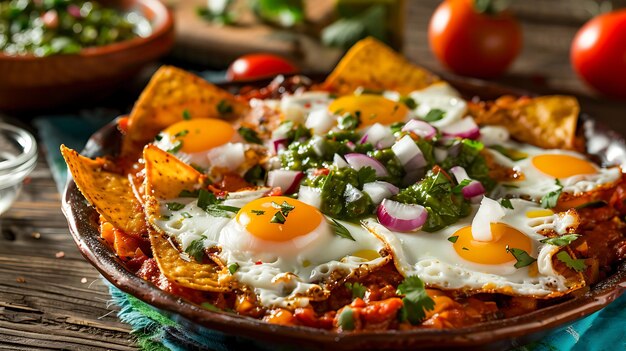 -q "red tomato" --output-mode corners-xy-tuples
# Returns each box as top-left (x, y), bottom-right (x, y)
(428, 0), (522, 78)
(226, 54), (298, 81)
(571, 9), (626, 99)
